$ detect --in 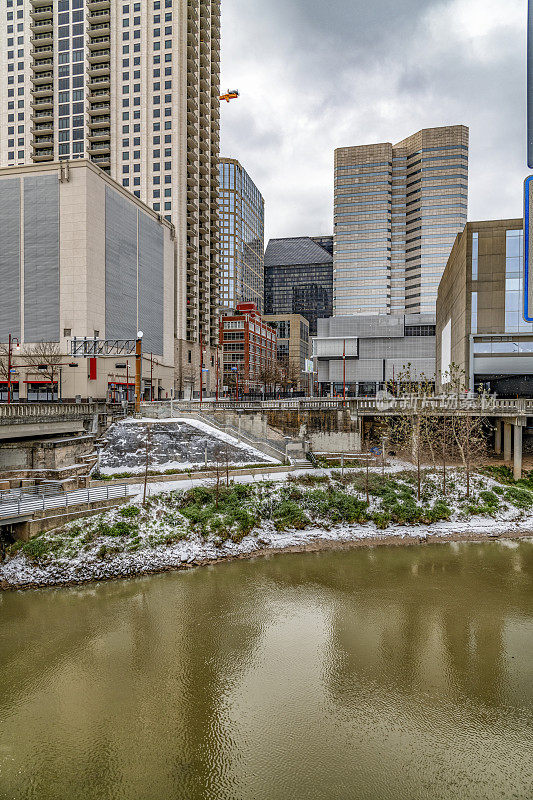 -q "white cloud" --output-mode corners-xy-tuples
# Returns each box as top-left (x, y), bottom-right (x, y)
(220, 0), (529, 241)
